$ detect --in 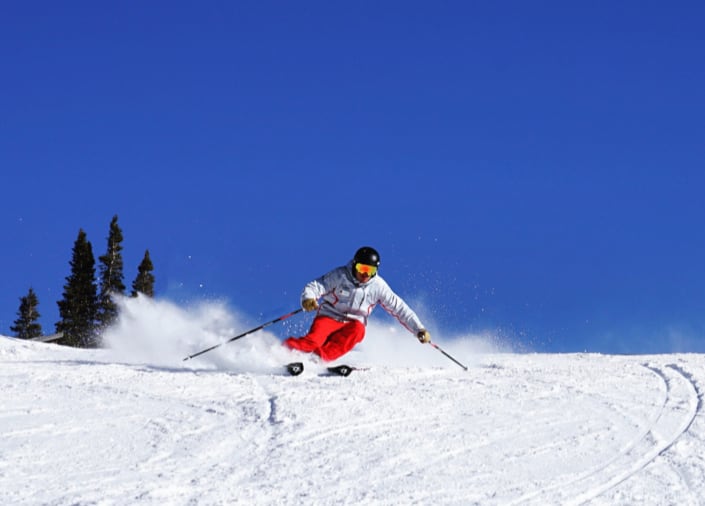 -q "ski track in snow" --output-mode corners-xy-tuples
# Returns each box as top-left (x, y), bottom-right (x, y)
(2, 337), (705, 505)
(510, 362), (701, 505)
